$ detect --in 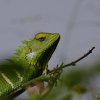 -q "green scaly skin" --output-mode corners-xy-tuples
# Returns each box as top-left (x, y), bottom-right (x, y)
(0, 32), (60, 100)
